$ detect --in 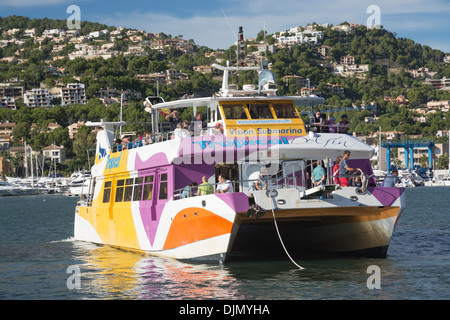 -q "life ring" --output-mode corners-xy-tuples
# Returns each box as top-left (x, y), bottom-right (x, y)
(215, 122), (224, 133)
